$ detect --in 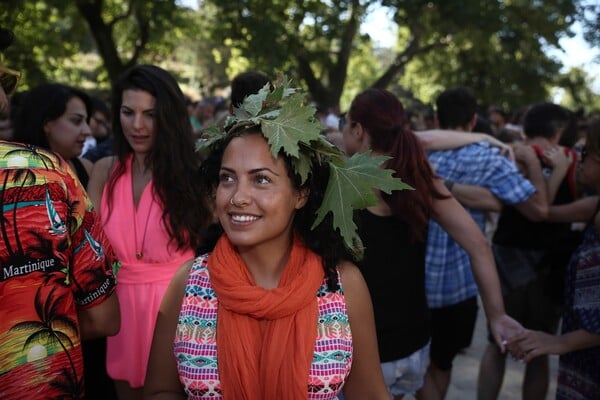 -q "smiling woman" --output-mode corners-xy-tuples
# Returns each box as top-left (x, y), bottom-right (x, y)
(143, 77), (404, 400)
